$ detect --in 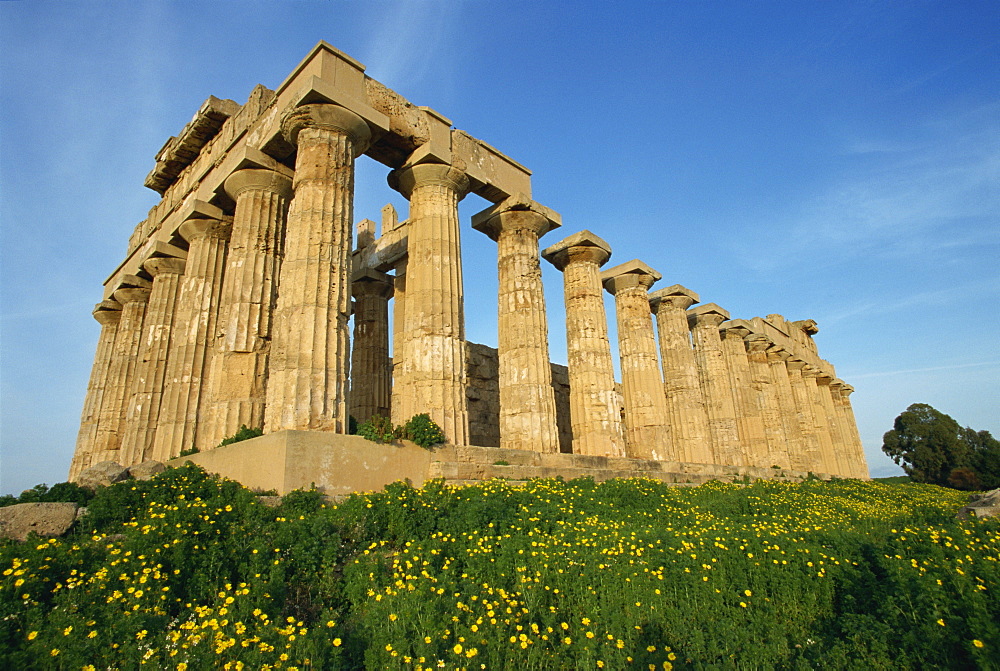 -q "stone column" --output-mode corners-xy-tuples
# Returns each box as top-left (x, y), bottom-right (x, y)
(744, 334), (789, 469)
(601, 260), (672, 460)
(720, 324), (767, 467)
(473, 195), (561, 452)
(688, 304), (742, 466)
(69, 301), (122, 480)
(153, 217), (230, 459)
(648, 285), (713, 464)
(387, 163), (470, 444)
(265, 104), (371, 434)
(801, 365), (838, 475)
(764, 345), (798, 470)
(390, 259), (408, 426)
(835, 382), (868, 479)
(209, 168), (292, 444)
(120, 257), (186, 465)
(784, 358), (824, 473)
(350, 270), (394, 422)
(92, 280), (151, 464)
(542, 230), (625, 458)
(815, 371), (851, 476)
